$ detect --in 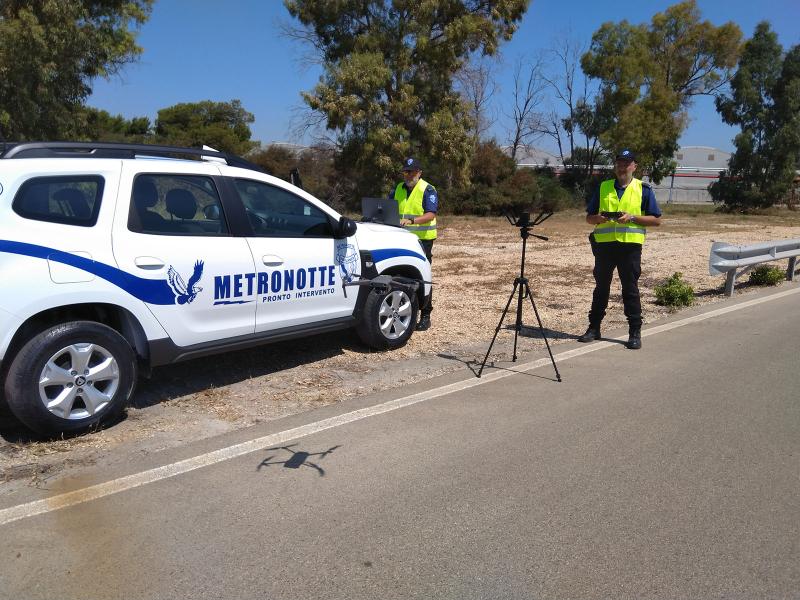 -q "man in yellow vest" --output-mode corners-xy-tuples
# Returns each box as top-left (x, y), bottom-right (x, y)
(578, 149), (662, 349)
(393, 157), (438, 331)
